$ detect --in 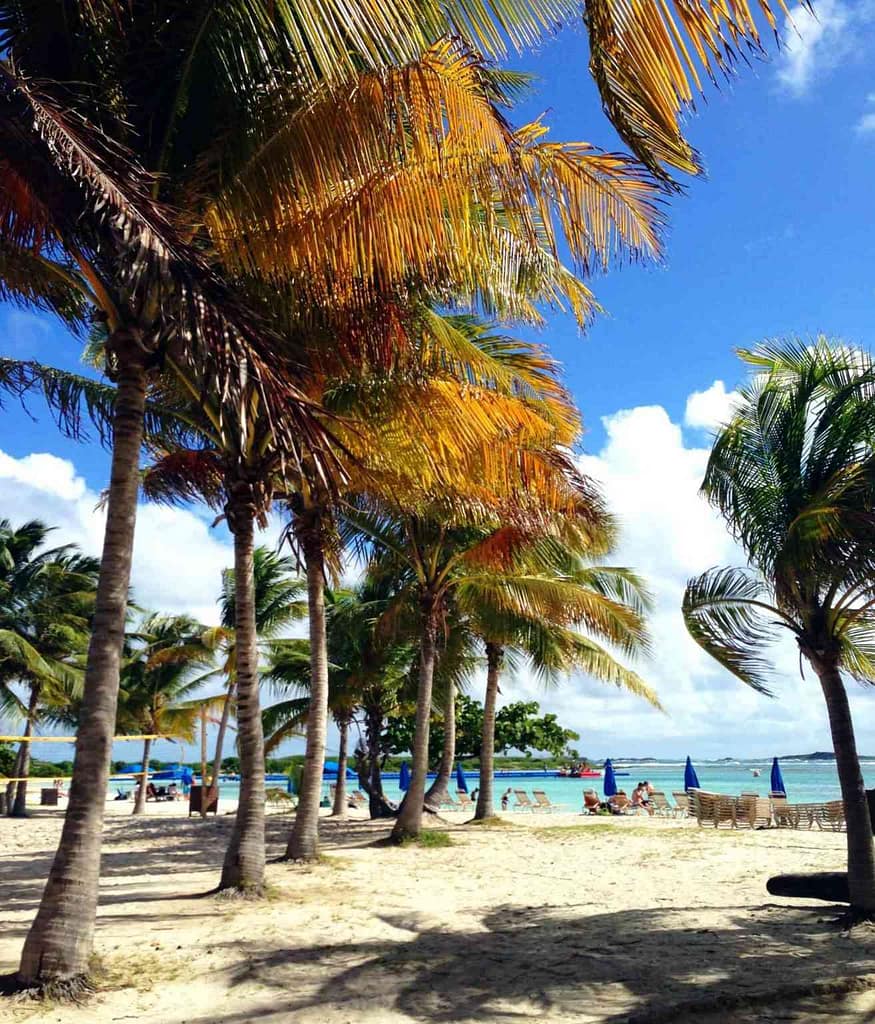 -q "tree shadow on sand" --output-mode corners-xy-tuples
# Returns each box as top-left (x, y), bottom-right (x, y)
(190, 901), (875, 1024)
